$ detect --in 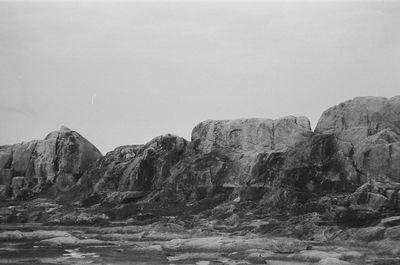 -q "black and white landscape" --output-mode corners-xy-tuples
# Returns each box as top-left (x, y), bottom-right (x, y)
(1, 0), (400, 264)
(1, 96), (400, 264)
